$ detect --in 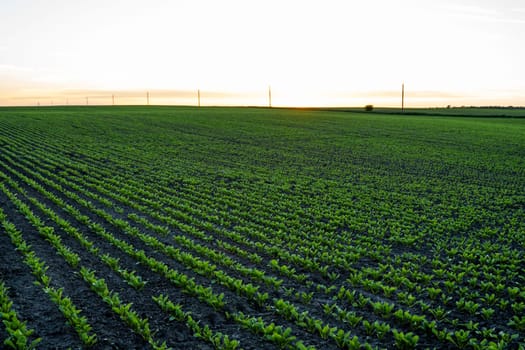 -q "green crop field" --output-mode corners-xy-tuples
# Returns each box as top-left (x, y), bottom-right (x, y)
(0, 106), (523, 349)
